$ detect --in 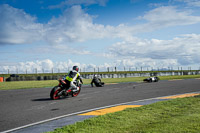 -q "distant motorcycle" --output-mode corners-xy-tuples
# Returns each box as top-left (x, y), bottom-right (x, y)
(143, 76), (159, 82)
(50, 78), (82, 100)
